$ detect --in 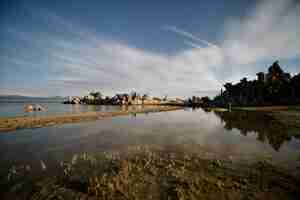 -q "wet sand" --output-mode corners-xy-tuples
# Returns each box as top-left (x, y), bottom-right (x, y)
(0, 106), (182, 133)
